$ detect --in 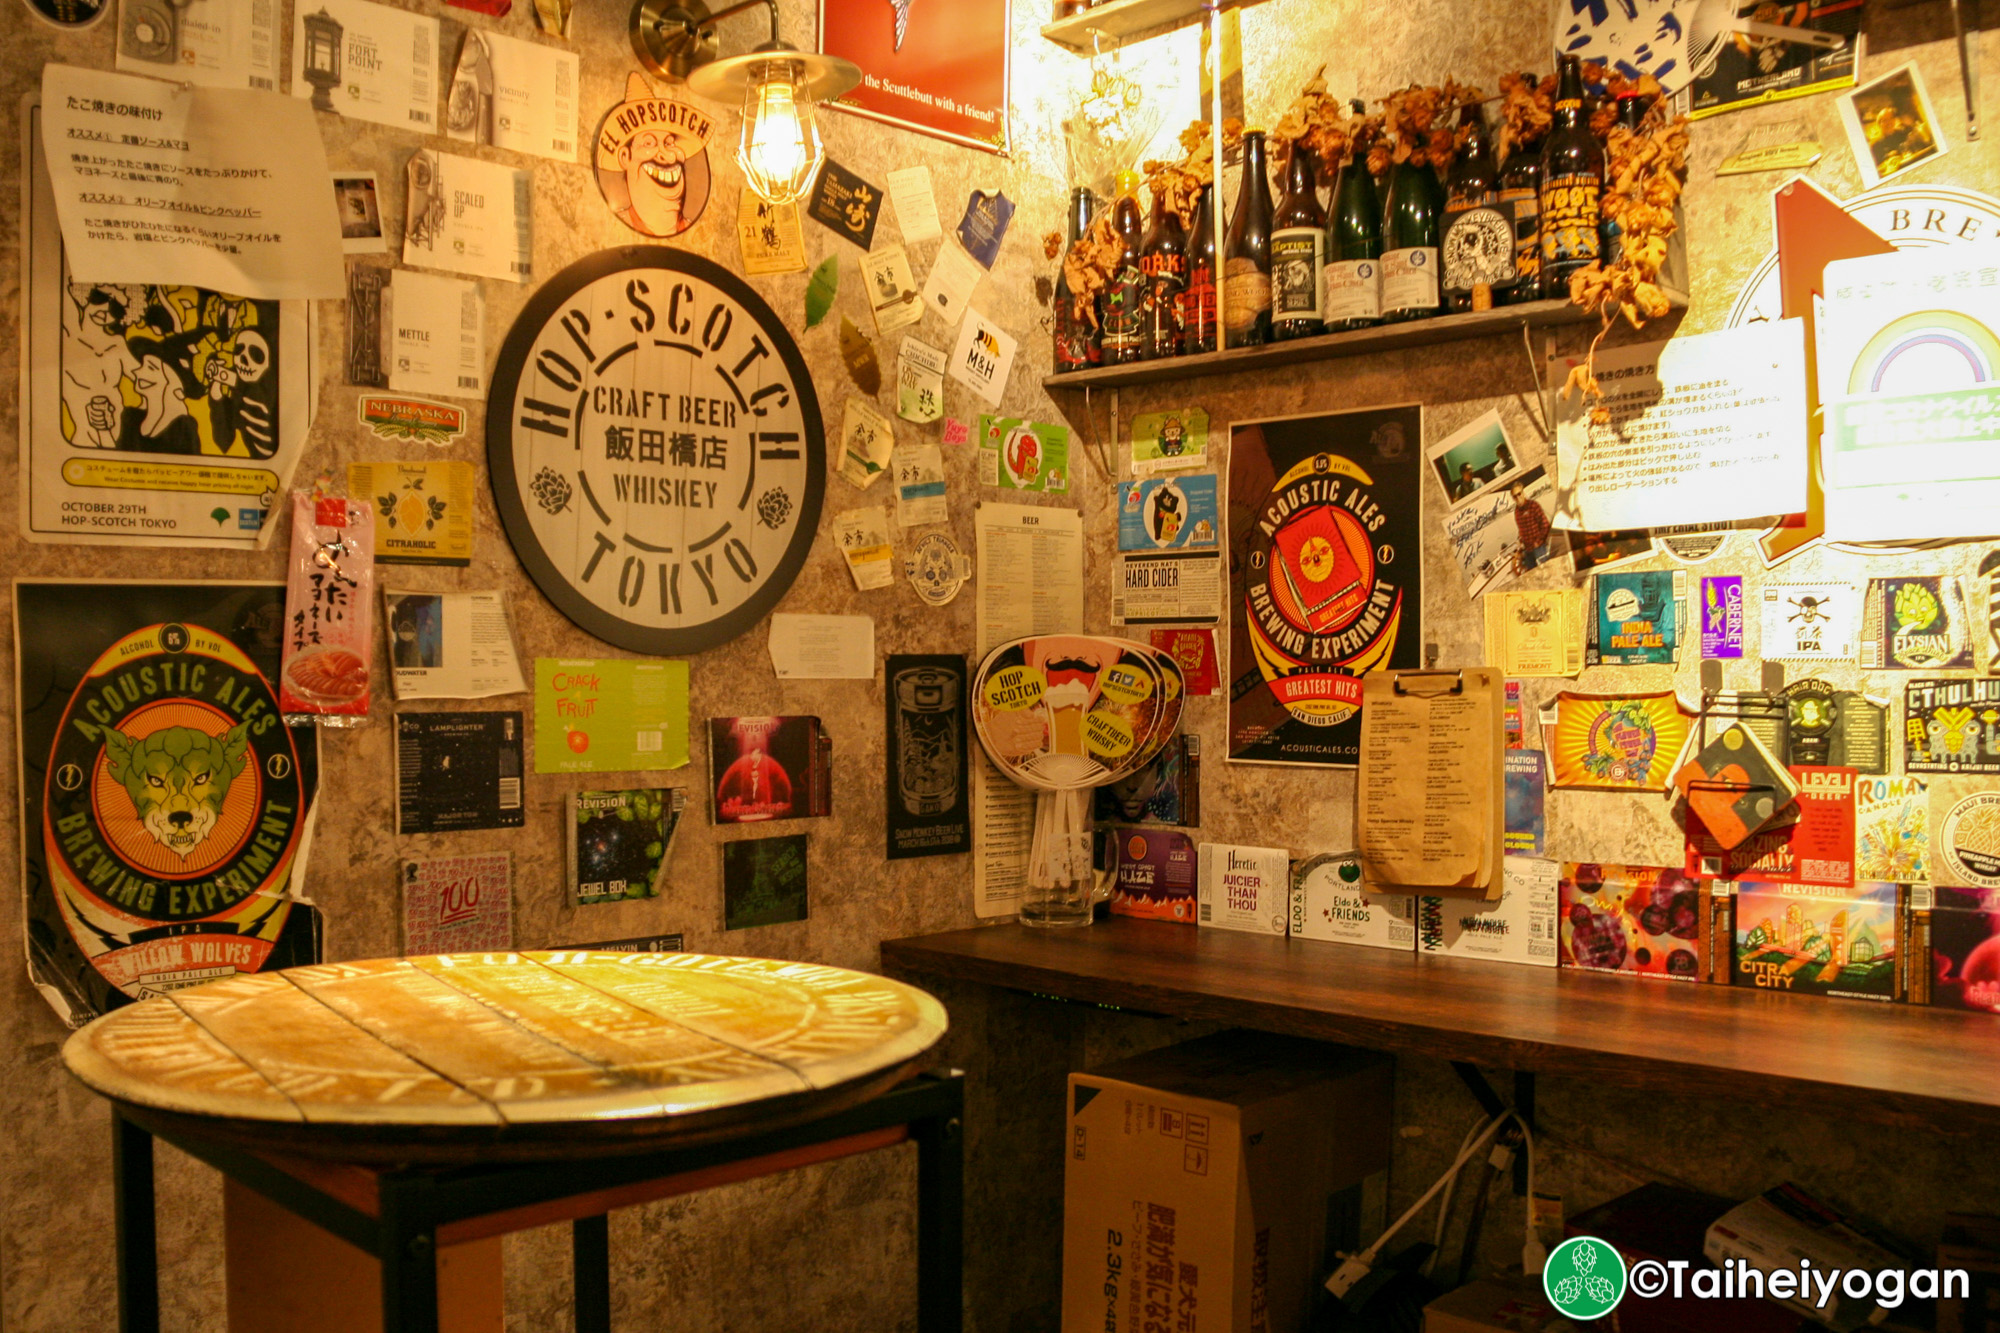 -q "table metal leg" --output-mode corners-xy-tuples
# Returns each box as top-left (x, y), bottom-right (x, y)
(574, 1213), (612, 1333)
(112, 1111), (160, 1333)
(378, 1181), (440, 1333)
(913, 1077), (965, 1333)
